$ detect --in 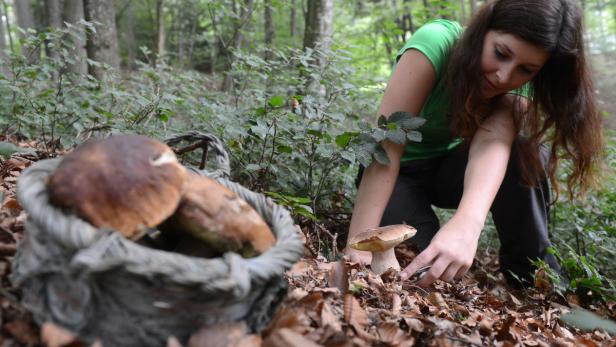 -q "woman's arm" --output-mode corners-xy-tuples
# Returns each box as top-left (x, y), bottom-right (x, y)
(400, 95), (519, 285)
(345, 49), (437, 263)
